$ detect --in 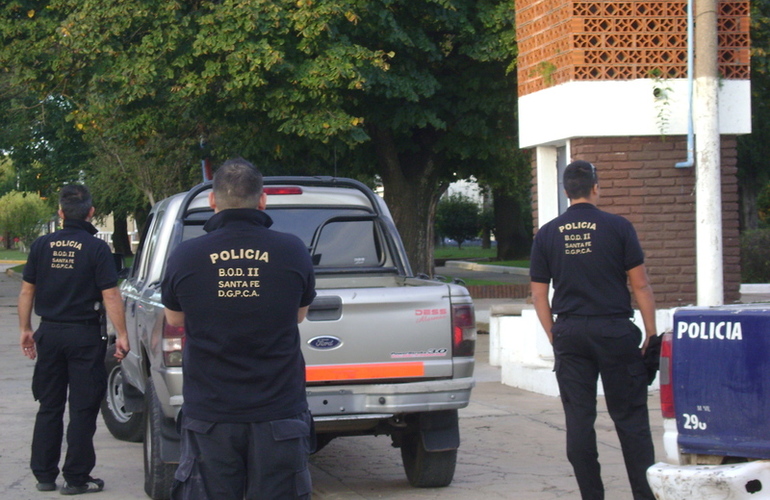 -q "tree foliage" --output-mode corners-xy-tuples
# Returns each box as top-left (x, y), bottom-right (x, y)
(327, 0), (520, 273)
(0, 80), (92, 200)
(0, 0), (521, 274)
(0, 191), (51, 249)
(737, 0), (770, 230)
(476, 147), (532, 260)
(435, 193), (480, 249)
(741, 229), (770, 282)
(0, 156), (17, 195)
